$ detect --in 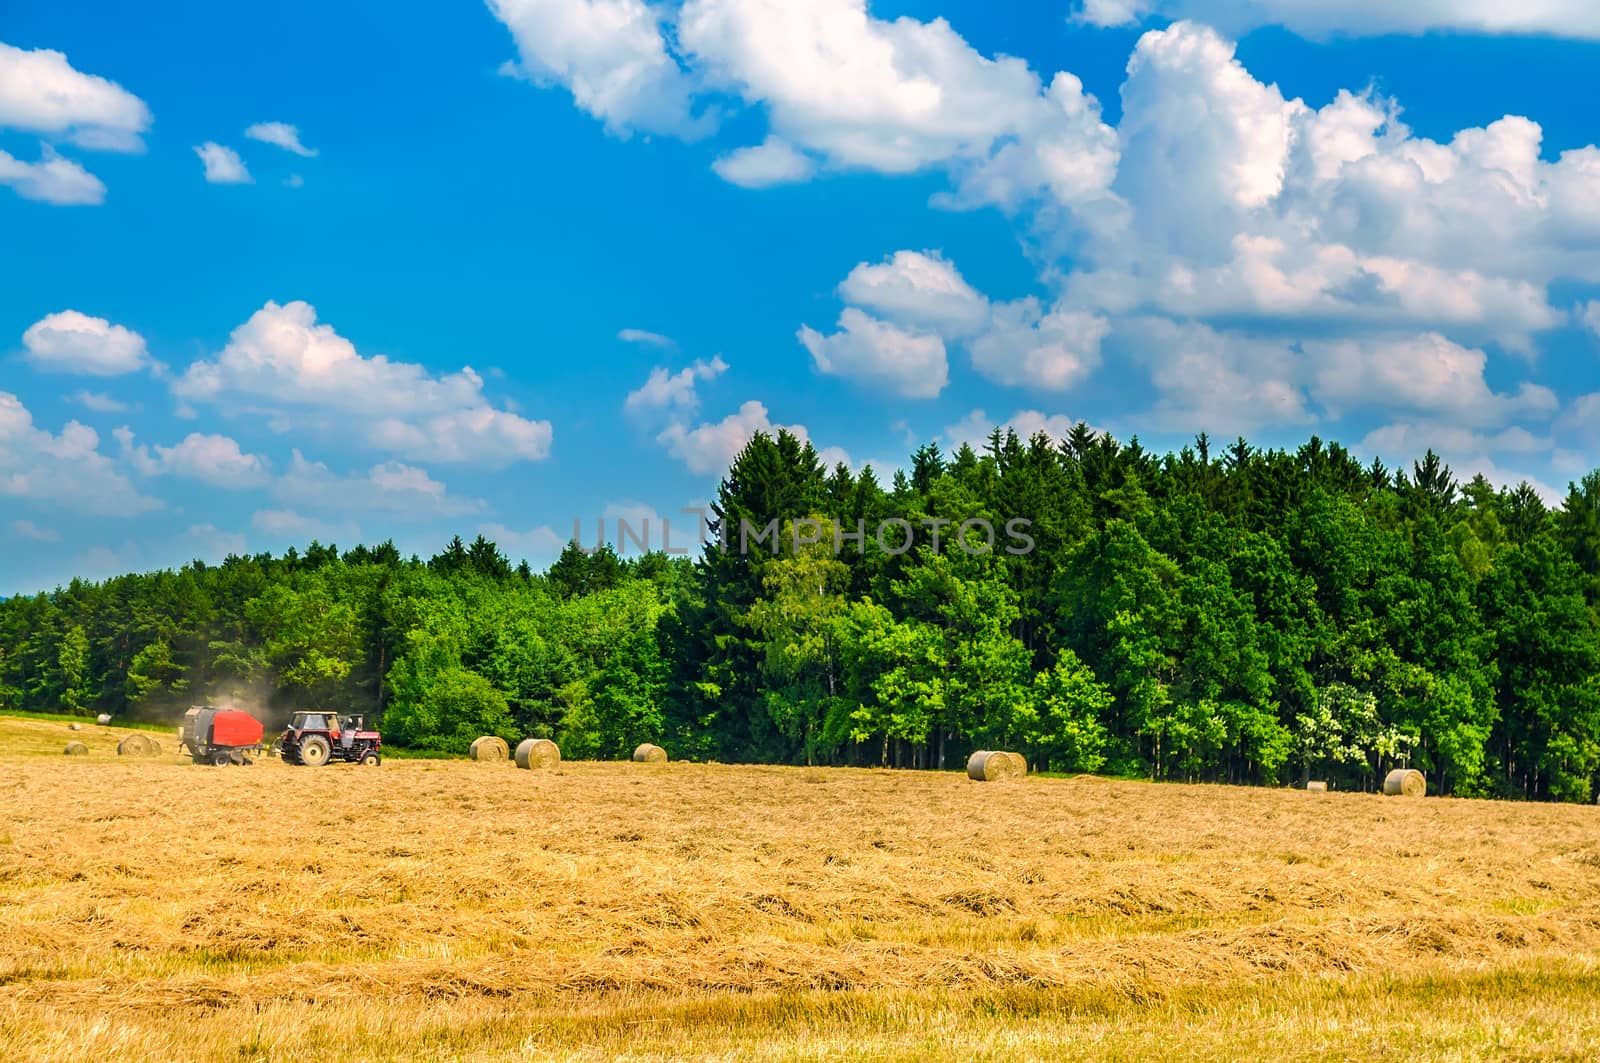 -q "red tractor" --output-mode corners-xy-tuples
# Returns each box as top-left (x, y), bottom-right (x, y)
(179, 706), (267, 766)
(279, 711), (382, 766)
